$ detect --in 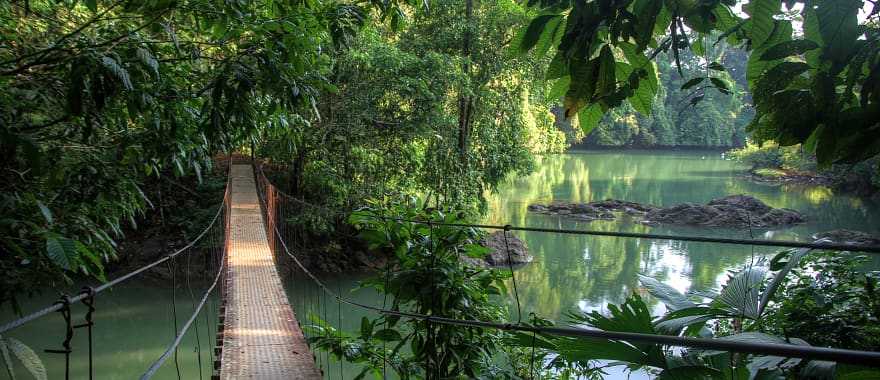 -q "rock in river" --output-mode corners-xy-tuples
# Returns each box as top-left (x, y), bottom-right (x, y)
(529, 194), (805, 229)
(460, 231), (533, 267)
